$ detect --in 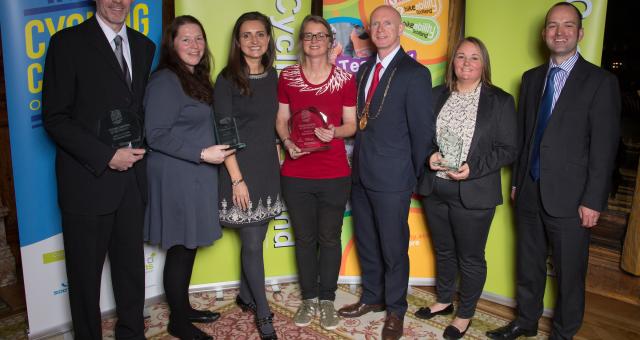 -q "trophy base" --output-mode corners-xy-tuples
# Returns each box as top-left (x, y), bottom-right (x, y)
(300, 145), (331, 152)
(432, 161), (461, 172)
(226, 143), (247, 150)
